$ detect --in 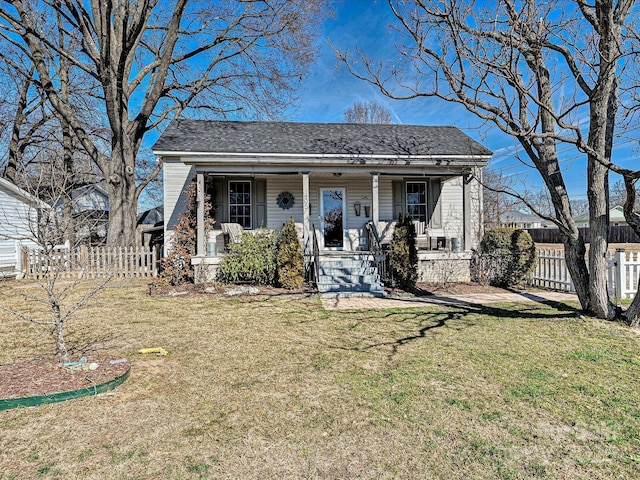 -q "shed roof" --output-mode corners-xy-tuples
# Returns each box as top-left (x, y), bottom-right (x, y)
(153, 120), (492, 158)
